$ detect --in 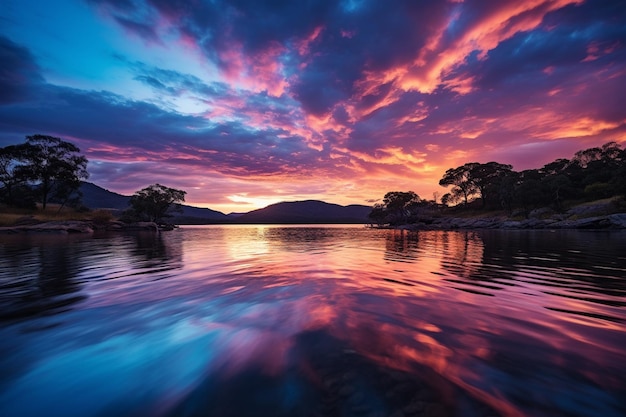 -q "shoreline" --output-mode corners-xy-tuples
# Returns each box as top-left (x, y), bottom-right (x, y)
(379, 212), (626, 231)
(1, 213), (626, 234)
(0, 220), (164, 234)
